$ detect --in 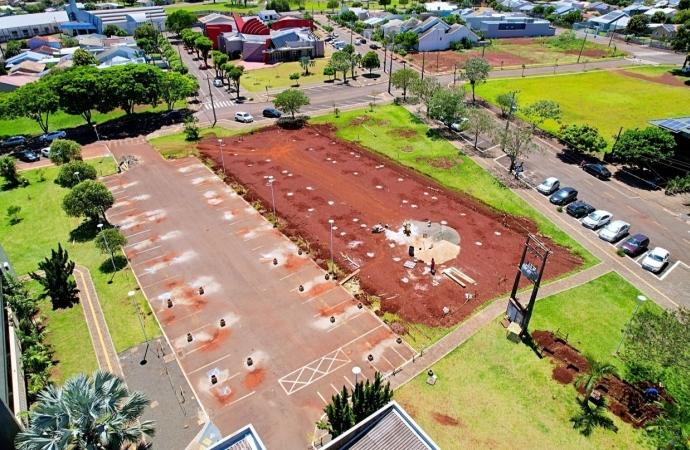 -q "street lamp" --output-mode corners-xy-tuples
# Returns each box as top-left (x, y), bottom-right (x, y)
(128, 290), (149, 360)
(267, 176), (276, 228)
(615, 295), (646, 354)
(93, 124), (100, 141)
(97, 223), (117, 274)
(328, 219), (334, 275)
(218, 139), (226, 177)
(74, 171), (81, 183)
(352, 366), (361, 385)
